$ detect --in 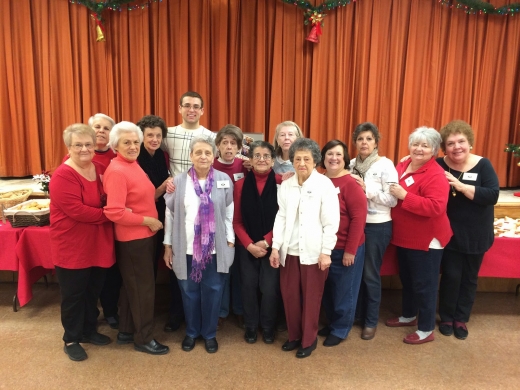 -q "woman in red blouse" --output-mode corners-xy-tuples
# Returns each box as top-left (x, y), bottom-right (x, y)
(50, 124), (115, 362)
